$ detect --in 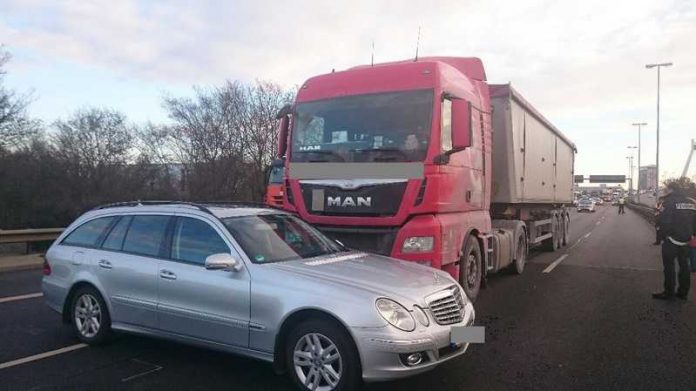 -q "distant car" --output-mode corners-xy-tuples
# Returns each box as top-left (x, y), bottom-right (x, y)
(577, 199), (596, 212)
(42, 201), (476, 390)
(592, 197), (603, 206)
